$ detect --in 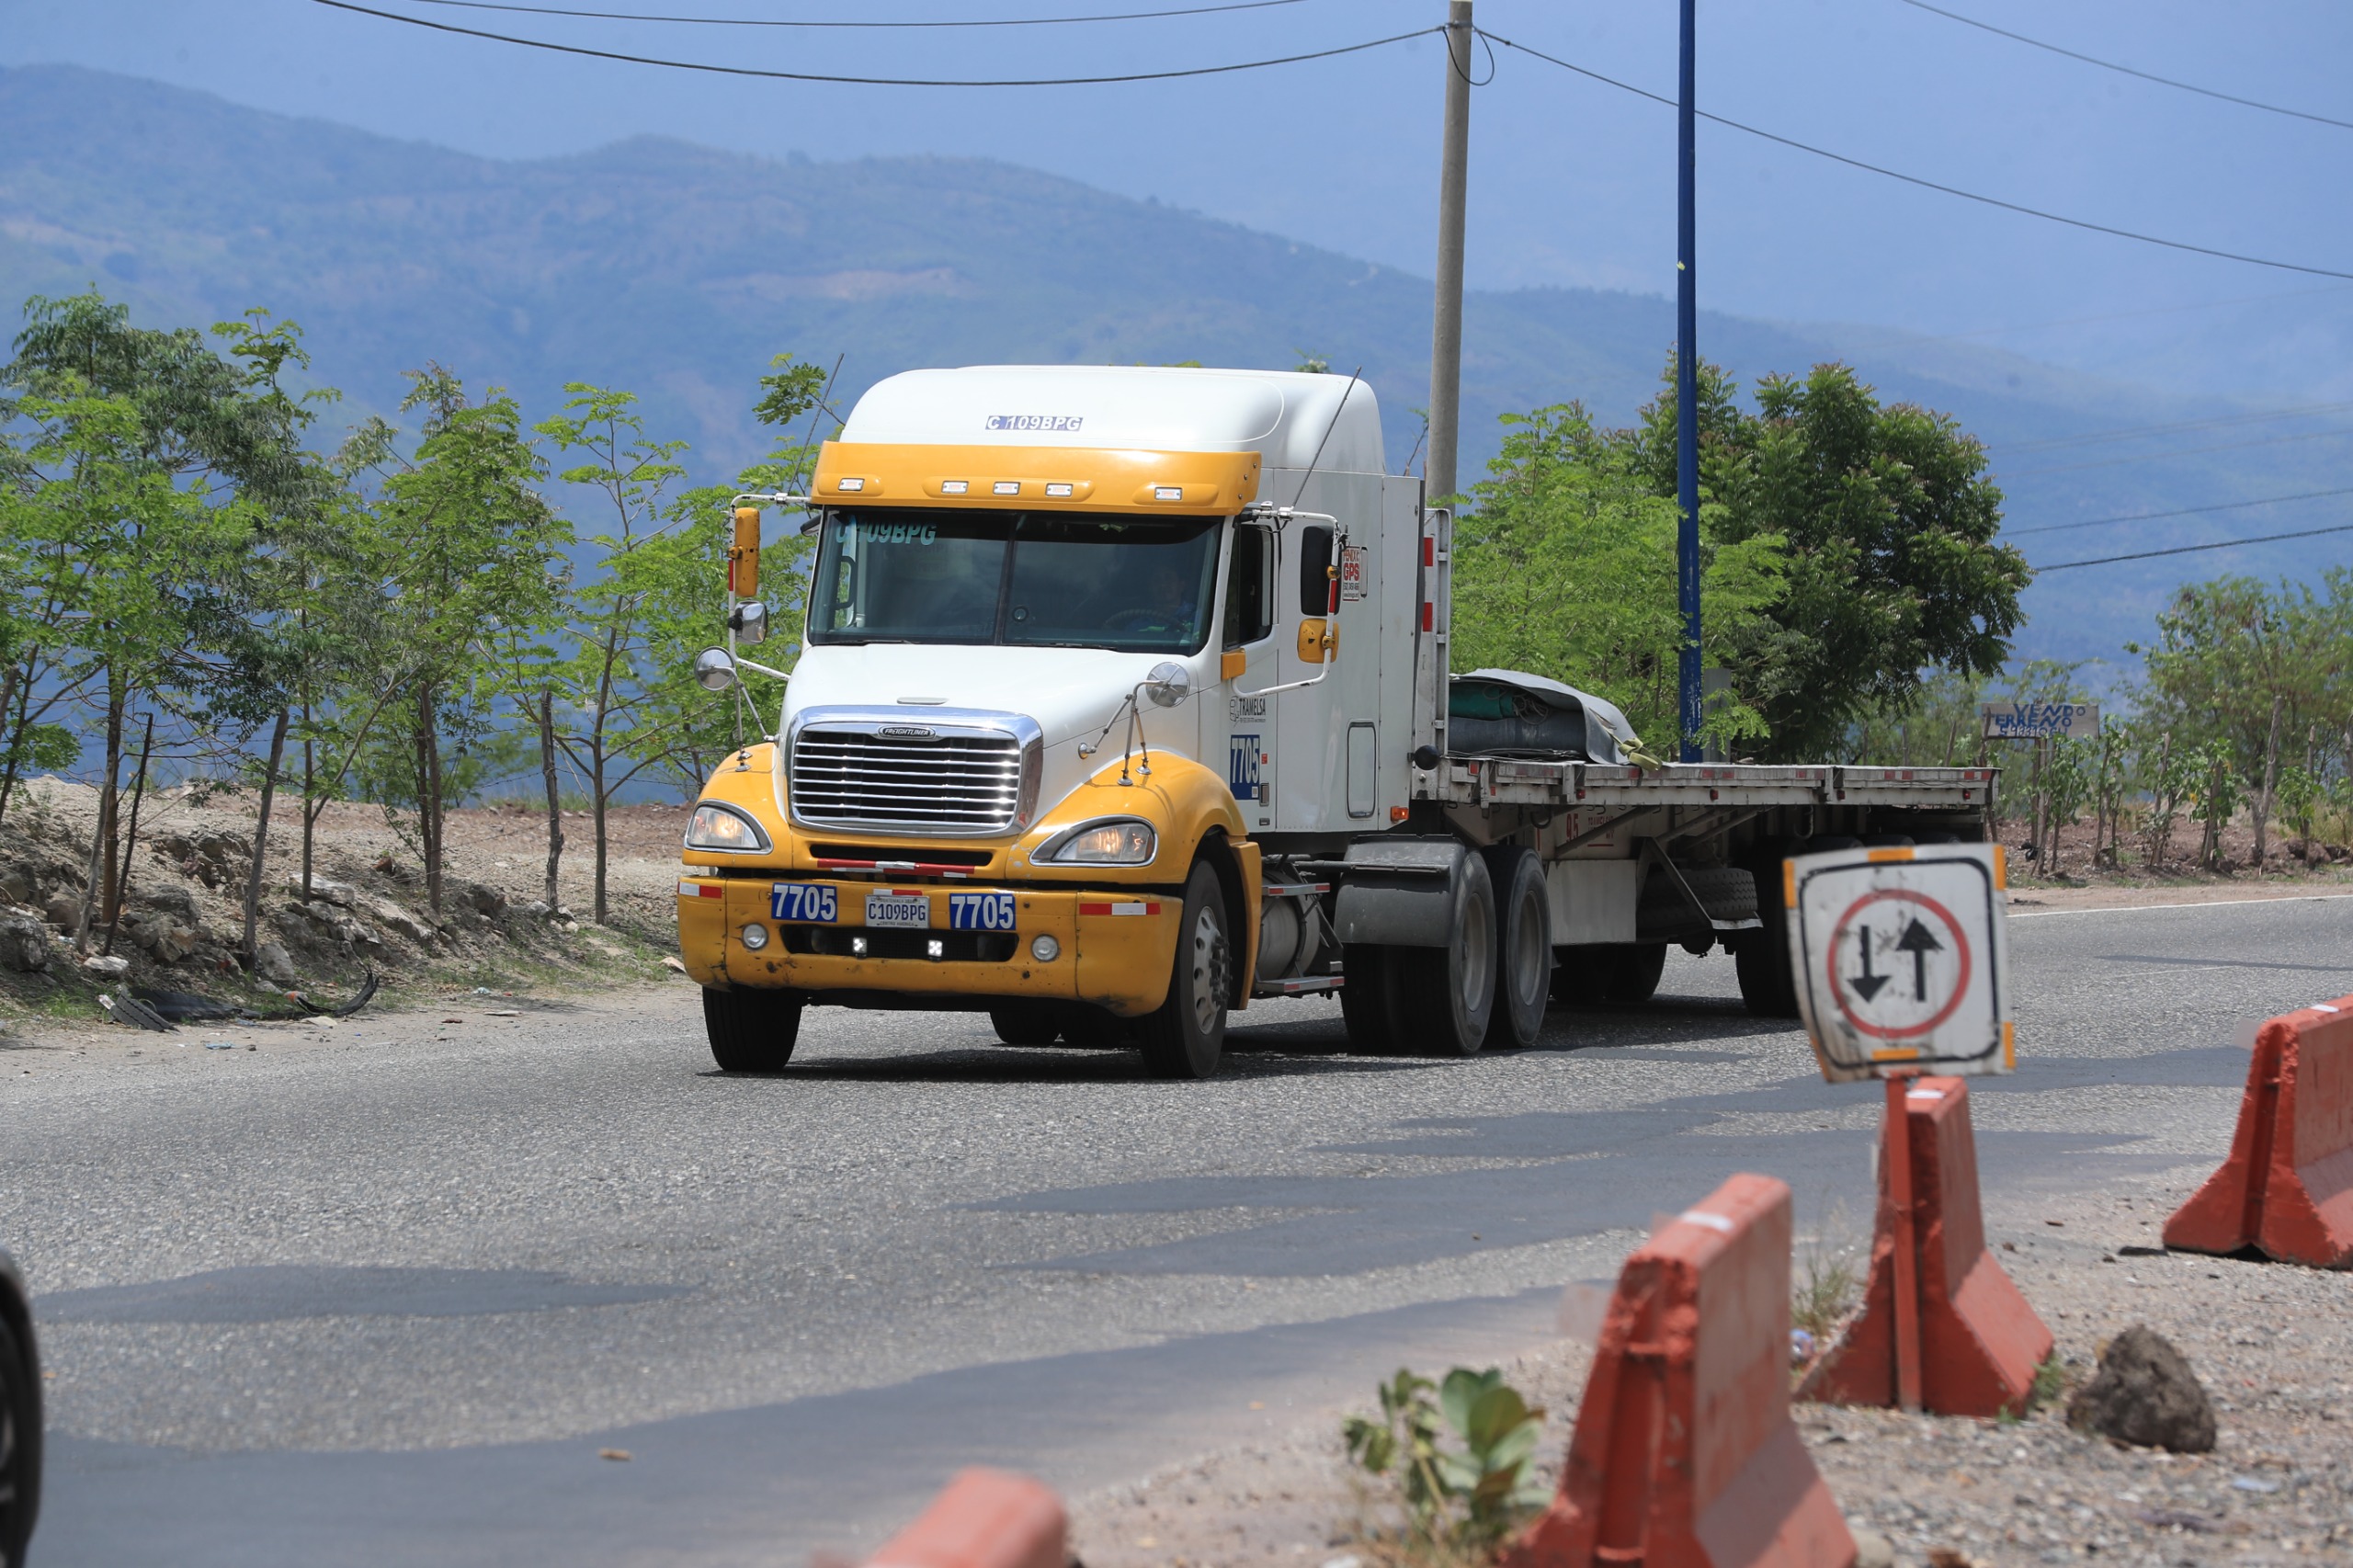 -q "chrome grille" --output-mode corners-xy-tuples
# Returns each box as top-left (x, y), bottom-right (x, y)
(790, 725), (1028, 835)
